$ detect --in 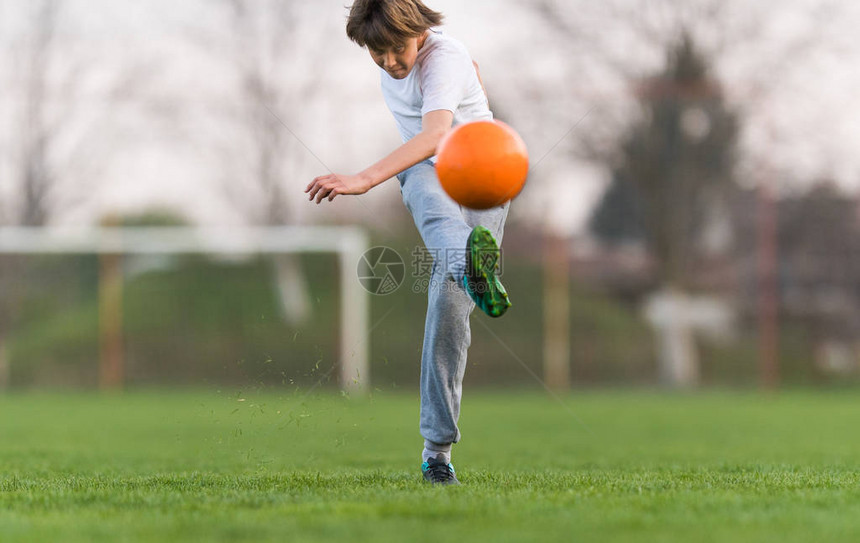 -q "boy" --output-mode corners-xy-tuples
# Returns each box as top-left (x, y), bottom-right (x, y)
(305, 0), (511, 485)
